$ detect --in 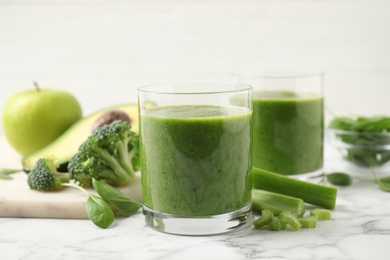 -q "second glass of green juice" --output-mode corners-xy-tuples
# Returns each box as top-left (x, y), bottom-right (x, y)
(235, 72), (324, 179)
